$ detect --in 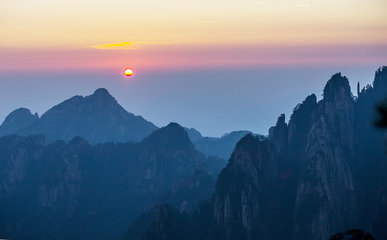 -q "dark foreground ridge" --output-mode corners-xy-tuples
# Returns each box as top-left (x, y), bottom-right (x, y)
(123, 67), (387, 240)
